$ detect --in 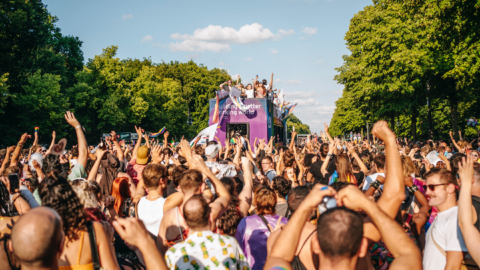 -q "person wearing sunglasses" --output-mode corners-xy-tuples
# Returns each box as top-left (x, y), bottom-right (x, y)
(423, 168), (468, 270)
